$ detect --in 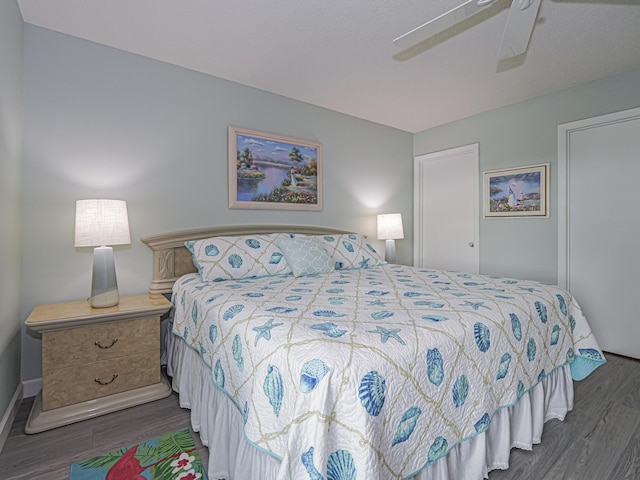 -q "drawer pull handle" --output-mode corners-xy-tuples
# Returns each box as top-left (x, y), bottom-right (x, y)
(95, 373), (118, 385)
(95, 338), (118, 349)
